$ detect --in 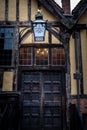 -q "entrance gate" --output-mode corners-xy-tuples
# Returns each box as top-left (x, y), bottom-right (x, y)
(21, 71), (66, 130)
